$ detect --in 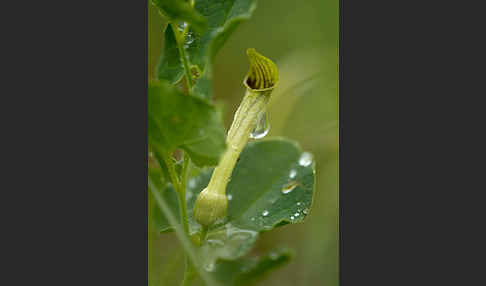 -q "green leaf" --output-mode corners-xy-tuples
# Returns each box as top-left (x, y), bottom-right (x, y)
(148, 80), (226, 167)
(151, 0), (207, 33)
(156, 25), (184, 84)
(188, 0), (257, 69)
(155, 138), (315, 263)
(211, 248), (293, 286)
(187, 0), (258, 99)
